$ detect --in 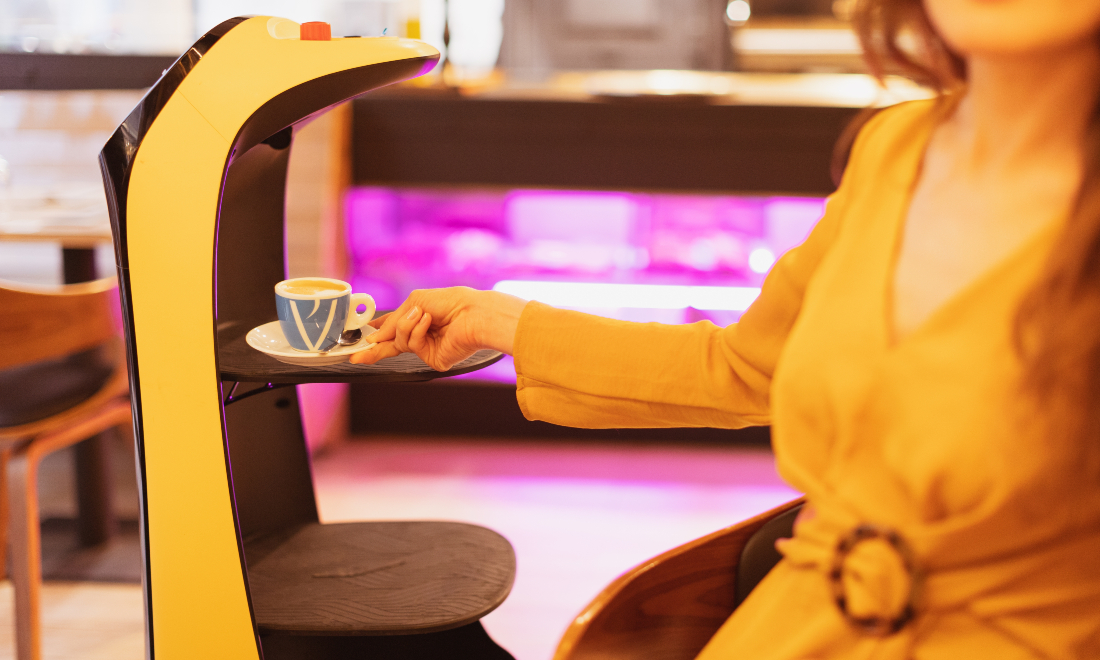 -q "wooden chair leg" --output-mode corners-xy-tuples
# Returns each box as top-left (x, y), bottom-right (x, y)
(75, 431), (117, 547)
(8, 449), (42, 660)
(0, 448), (11, 581)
